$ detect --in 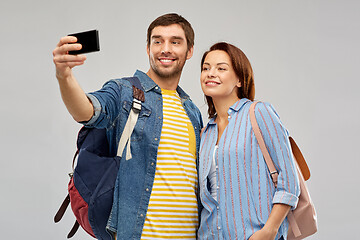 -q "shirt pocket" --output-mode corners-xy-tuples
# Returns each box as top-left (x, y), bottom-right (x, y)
(122, 100), (151, 141)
